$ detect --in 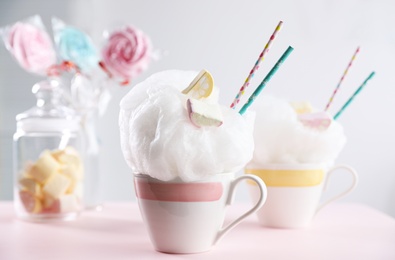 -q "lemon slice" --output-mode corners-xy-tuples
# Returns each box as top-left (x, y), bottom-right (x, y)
(289, 101), (313, 115)
(182, 70), (214, 99)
